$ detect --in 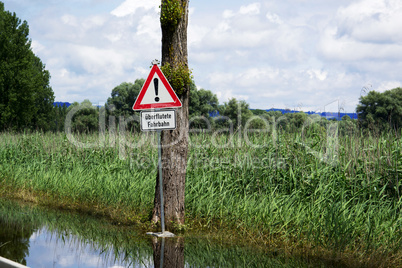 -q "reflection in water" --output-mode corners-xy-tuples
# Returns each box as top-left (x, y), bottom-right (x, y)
(0, 199), (154, 268)
(27, 227), (152, 268)
(0, 199), (335, 268)
(0, 218), (34, 265)
(152, 237), (184, 268)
